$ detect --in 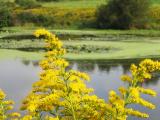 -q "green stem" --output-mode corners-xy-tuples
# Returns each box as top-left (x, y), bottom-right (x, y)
(63, 72), (77, 120)
(70, 102), (77, 120)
